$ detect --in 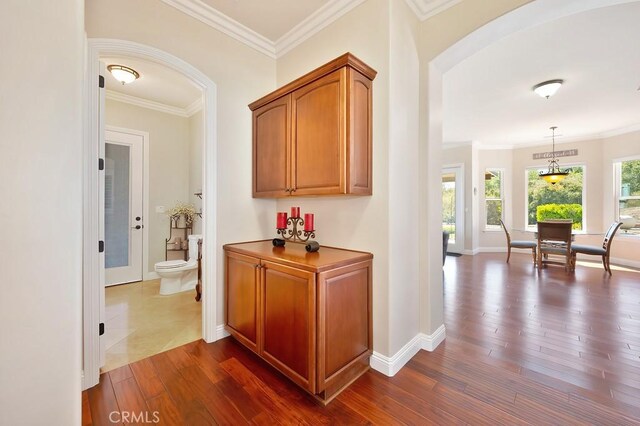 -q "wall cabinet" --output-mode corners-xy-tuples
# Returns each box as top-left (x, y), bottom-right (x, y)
(224, 240), (373, 404)
(250, 53), (377, 198)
